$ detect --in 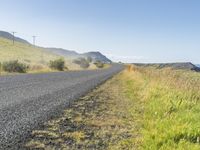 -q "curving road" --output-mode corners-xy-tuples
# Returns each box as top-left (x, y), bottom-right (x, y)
(0, 64), (123, 149)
